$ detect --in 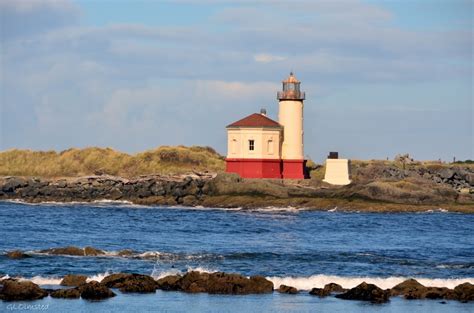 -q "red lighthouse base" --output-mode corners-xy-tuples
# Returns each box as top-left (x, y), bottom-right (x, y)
(226, 158), (282, 179)
(282, 159), (306, 179)
(226, 158), (307, 179)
